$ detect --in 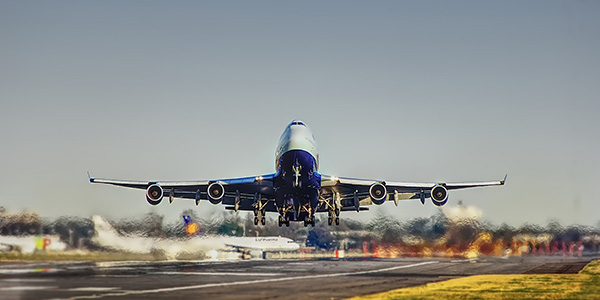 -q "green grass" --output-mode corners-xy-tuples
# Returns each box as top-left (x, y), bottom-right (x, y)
(348, 260), (600, 300)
